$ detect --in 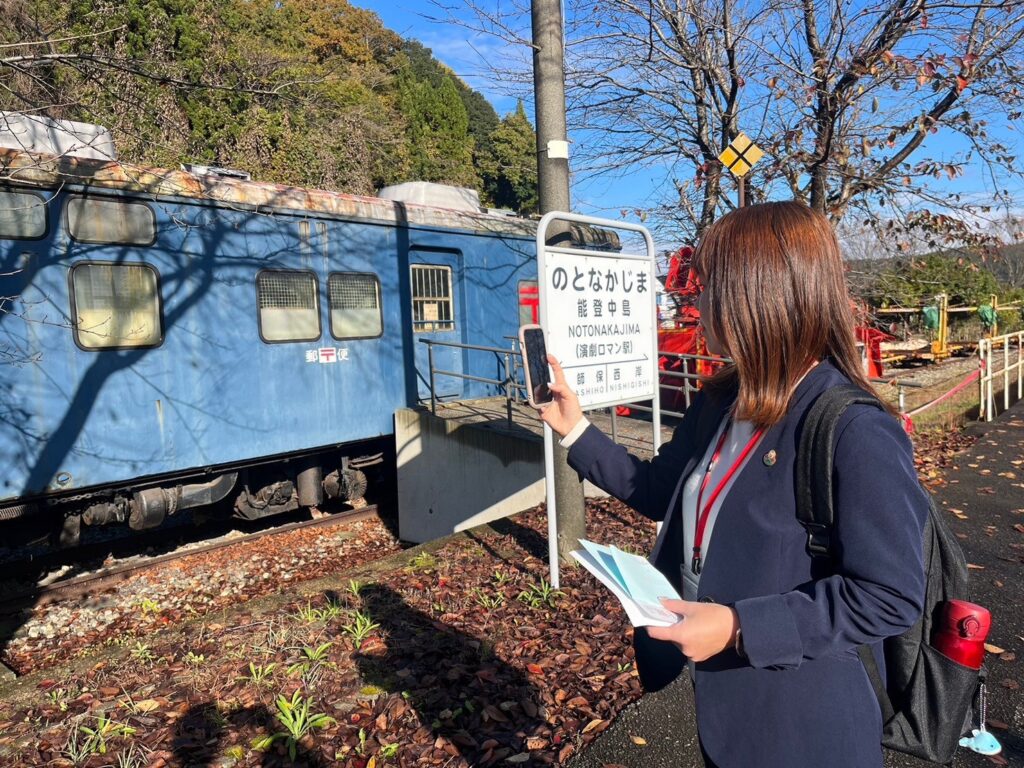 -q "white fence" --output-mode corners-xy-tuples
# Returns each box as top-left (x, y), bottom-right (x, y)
(978, 331), (1024, 421)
